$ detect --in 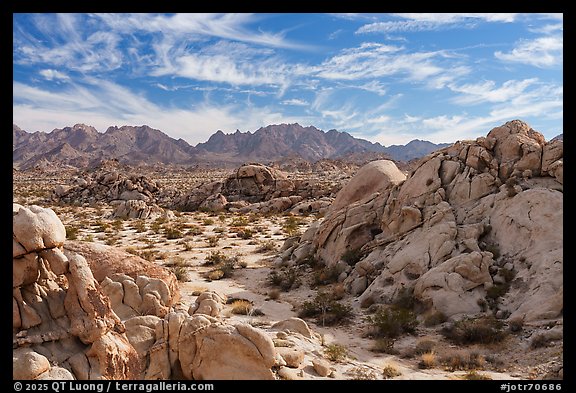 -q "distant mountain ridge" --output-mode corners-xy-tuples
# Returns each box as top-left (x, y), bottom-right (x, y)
(13, 123), (450, 169)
